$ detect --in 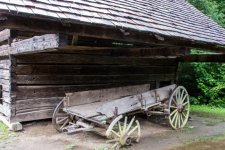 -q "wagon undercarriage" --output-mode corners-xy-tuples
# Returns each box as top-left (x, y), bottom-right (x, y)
(52, 84), (190, 148)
